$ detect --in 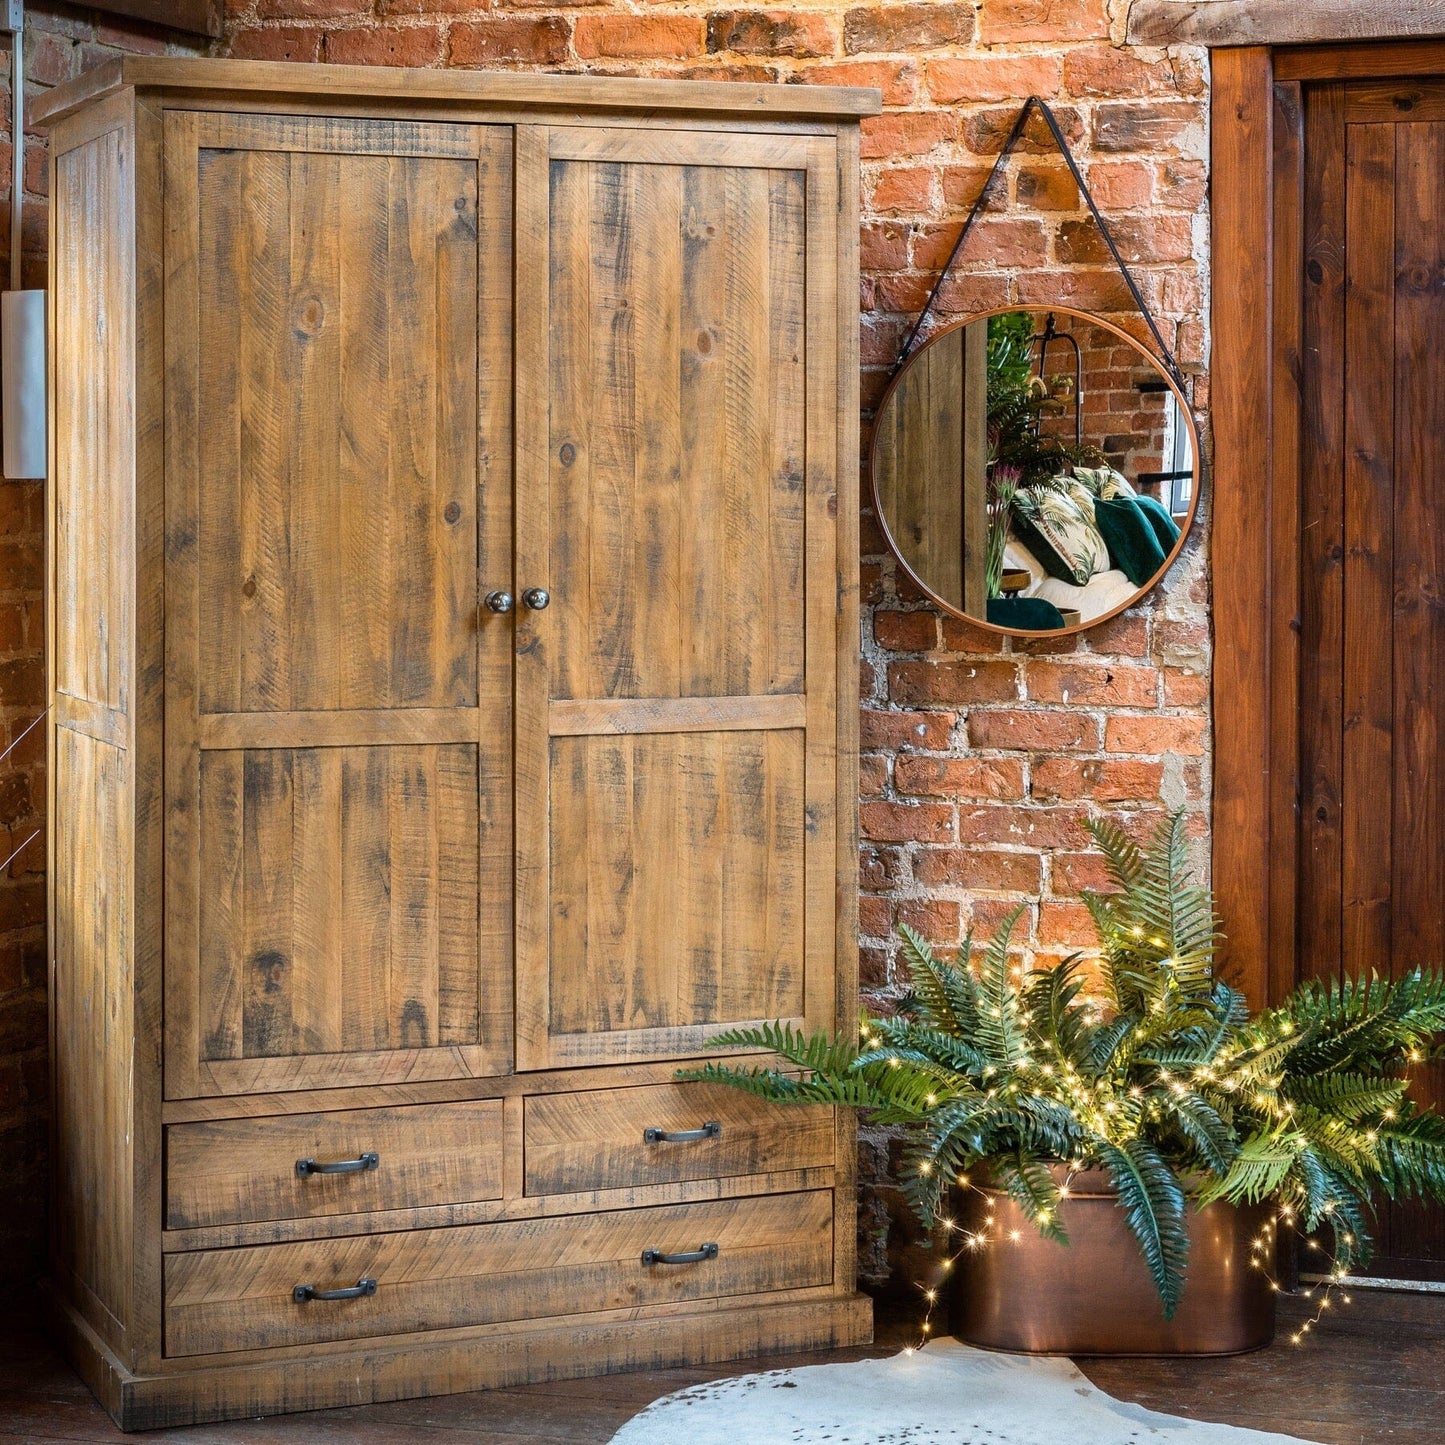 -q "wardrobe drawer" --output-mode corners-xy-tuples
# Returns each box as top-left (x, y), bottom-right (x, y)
(163, 1189), (833, 1357)
(164, 1100), (505, 1230)
(523, 1081), (835, 1196)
